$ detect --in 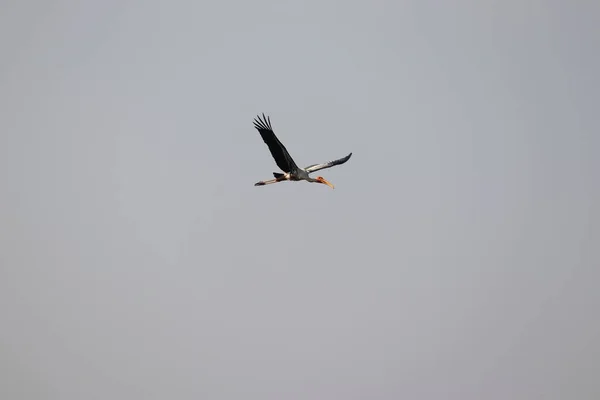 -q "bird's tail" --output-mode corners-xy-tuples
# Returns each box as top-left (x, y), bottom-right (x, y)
(273, 172), (285, 179)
